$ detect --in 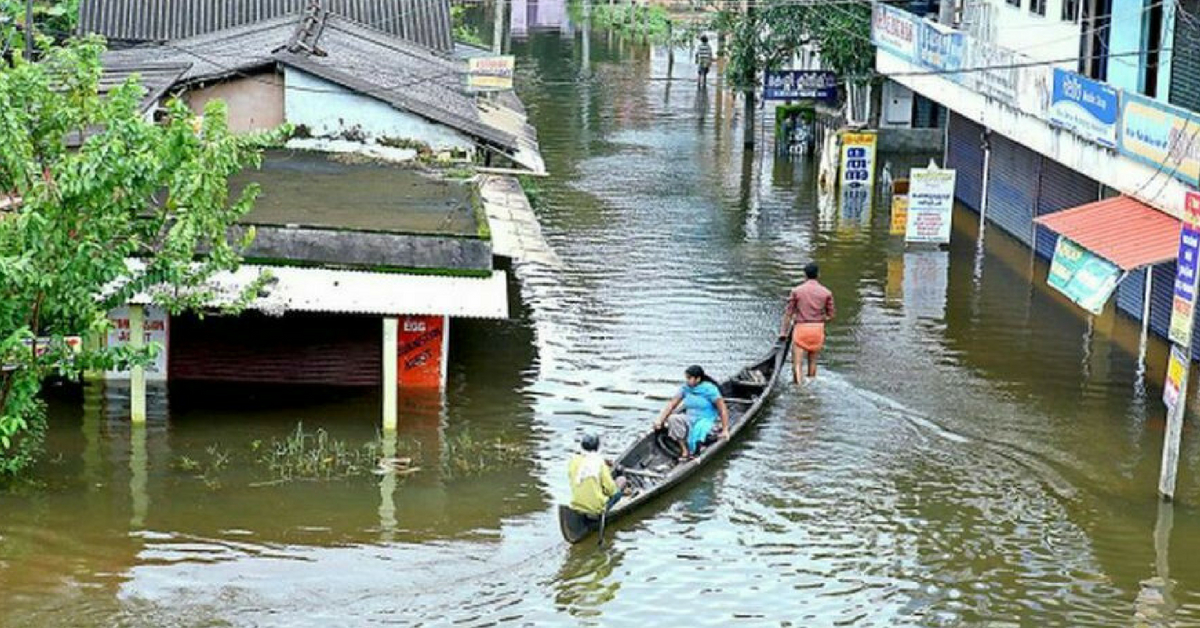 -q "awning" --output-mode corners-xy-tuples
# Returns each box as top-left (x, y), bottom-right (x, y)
(125, 264), (509, 319)
(1034, 196), (1180, 270)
